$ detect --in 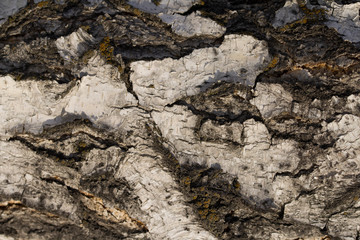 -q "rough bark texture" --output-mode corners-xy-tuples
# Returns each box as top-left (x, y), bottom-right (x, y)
(1, 0), (360, 239)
